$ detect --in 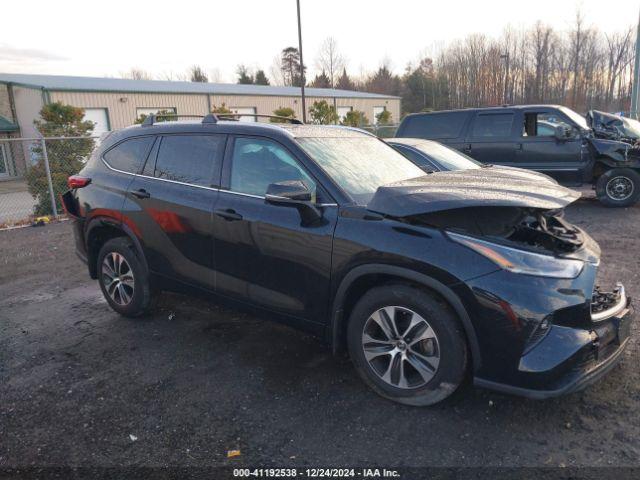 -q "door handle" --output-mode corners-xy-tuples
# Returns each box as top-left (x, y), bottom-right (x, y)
(516, 143), (523, 150)
(131, 188), (150, 199)
(463, 143), (472, 152)
(215, 208), (243, 221)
